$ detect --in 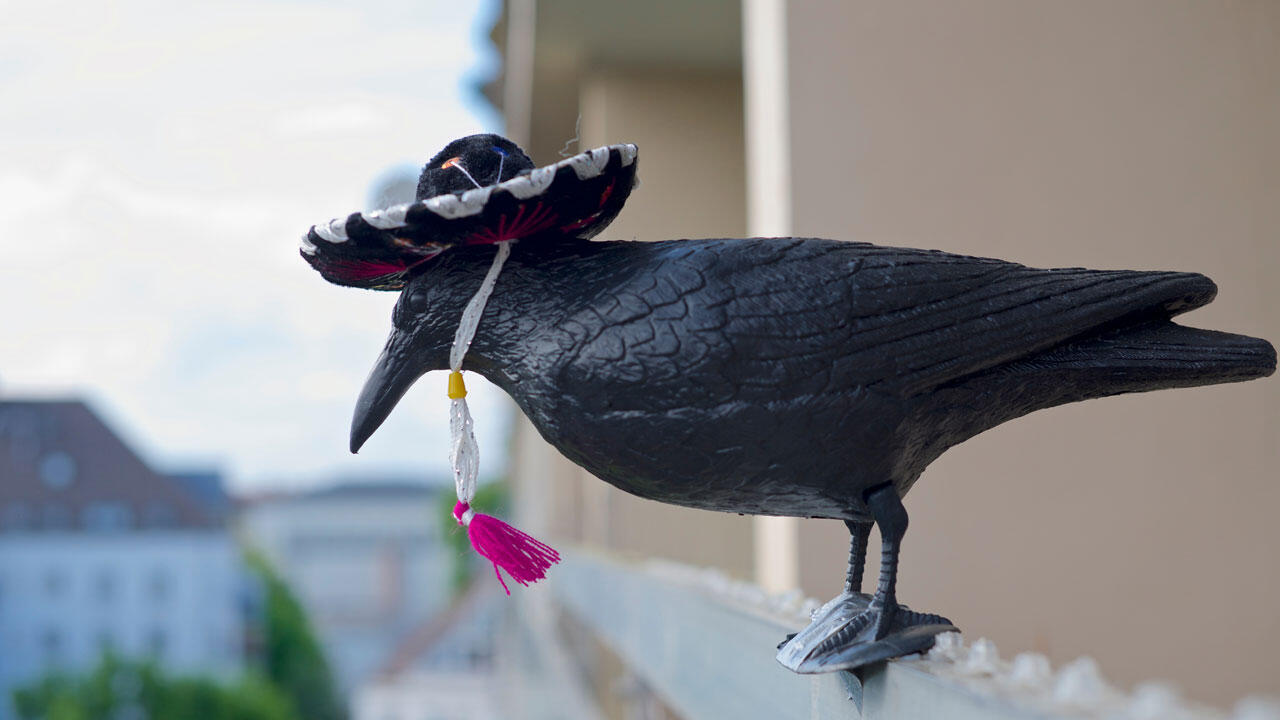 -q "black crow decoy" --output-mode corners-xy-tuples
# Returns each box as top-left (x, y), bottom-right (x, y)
(303, 134), (1276, 673)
